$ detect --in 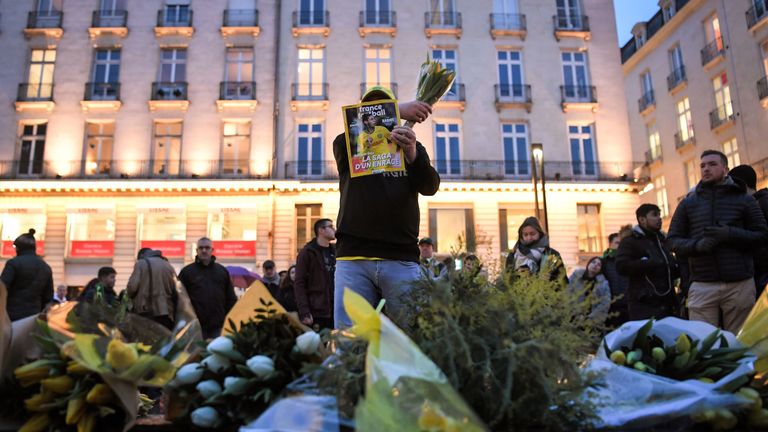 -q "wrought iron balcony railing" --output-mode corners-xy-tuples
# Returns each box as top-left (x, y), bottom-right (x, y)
(700, 37), (725, 65)
(441, 83), (466, 102)
(0, 160), (269, 180)
(674, 131), (696, 149)
(151, 82), (188, 100)
(291, 83), (328, 101)
(758, 76), (768, 102)
(220, 81), (256, 100)
(17, 83), (54, 101)
(293, 10), (329, 27)
(560, 85), (597, 103)
(359, 10), (395, 27)
(747, 0), (768, 29)
(157, 9), (193, 27)
(84, 82), (120, 101)
(223, 9), (258, 27)
(91, 9), (127, 27)
(424, 12), (462, 28)
(667, 66), (687, 91)
(638, 90), (655, 113)
(553, 14), (589, 31)
(709, 102), (735, 130)
(495, 84), (531, 104)
(27, 10), (63, 29)
(490, 13), (526, 31)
